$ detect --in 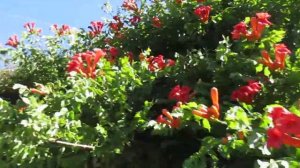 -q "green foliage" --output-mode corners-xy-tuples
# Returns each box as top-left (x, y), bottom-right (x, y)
(1, 0), (300, 167)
